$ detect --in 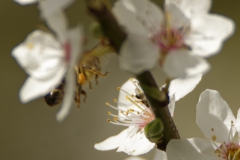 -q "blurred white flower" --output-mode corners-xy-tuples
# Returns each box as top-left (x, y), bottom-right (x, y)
(125, 149), (168, 160)
(12, 11), (83, 122)
(94, 75), (201, 155)
(14, 0), (75, 18)
(113, 0), (234, 77)
(14, 0), (37, 5)
(167, 89), (240, 160)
